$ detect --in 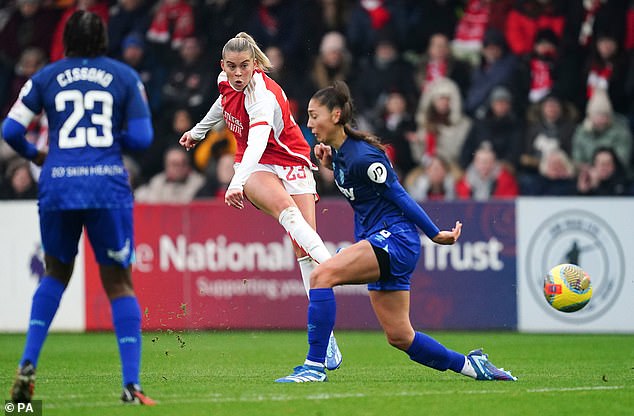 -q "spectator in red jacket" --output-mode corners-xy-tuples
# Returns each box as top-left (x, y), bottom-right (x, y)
(49, 0), (110, 62)
(456, 144), (519, 200)
(504, 0), (565, 57)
